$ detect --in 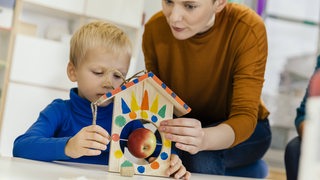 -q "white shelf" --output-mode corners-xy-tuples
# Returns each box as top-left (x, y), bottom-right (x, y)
(0, 82), (70, 156)
(266, 0), (320, 23)
(0, 5), (14, 29)
(10, 34), (75, 90)
(23, 0), (85, 17)
(19, 0), (144, 59)
(84, 0), (144, 29)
